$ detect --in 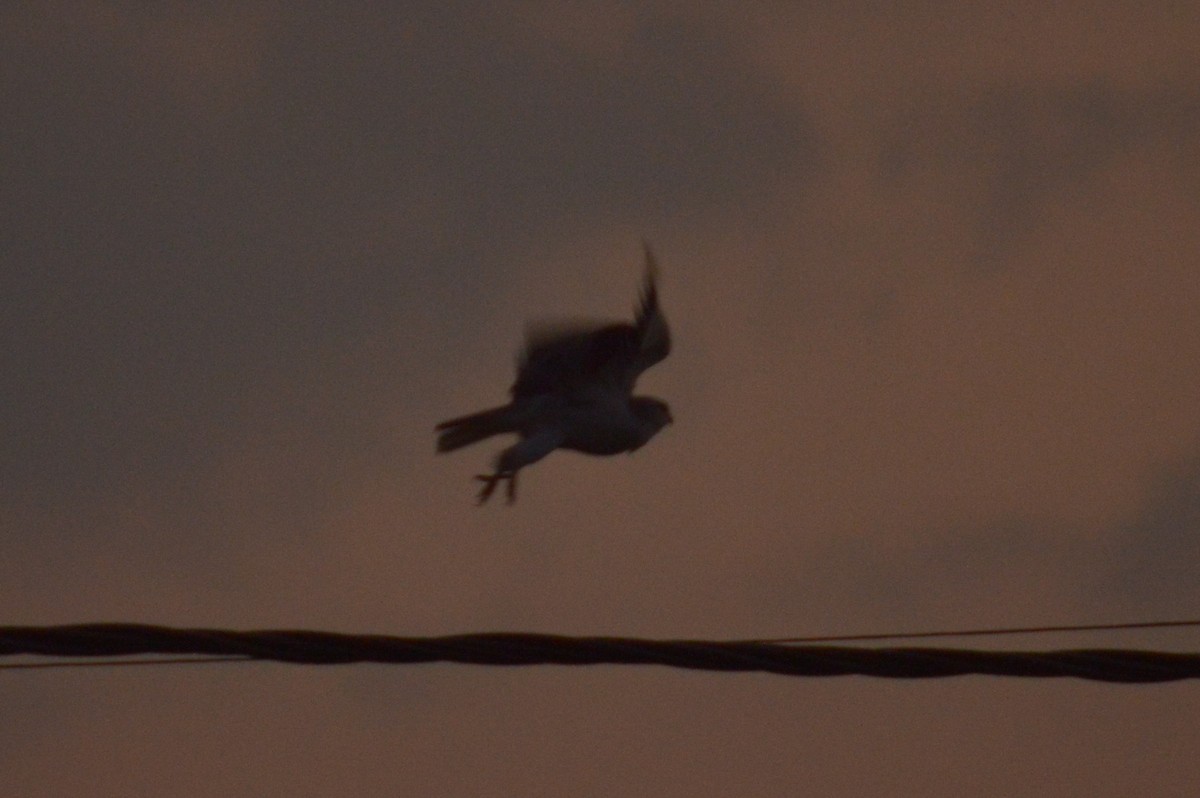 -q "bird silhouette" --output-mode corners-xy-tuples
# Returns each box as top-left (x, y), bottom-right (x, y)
(436, 243), (672, 504)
